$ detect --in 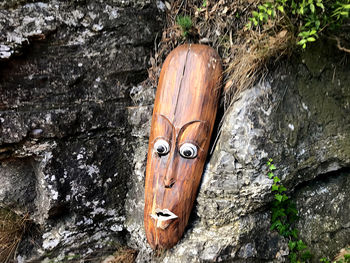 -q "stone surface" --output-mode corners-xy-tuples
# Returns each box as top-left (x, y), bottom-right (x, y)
(125, 41), (350, 263)
(0, 0), (163, 262)
(294, 170), (350, 262)
(1, 1), (350, 262)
